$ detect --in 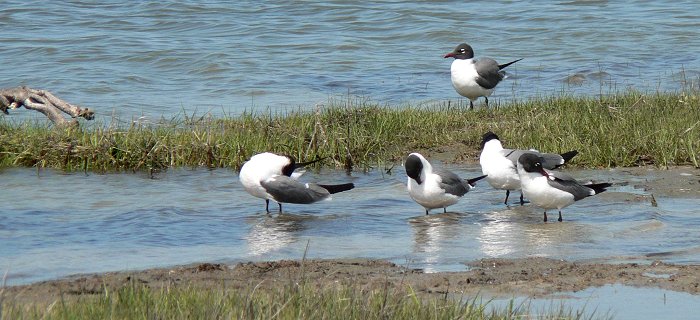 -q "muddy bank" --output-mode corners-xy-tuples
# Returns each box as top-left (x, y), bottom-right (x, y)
(5, 257), (700, 306)
(613, 166), (700, 198)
